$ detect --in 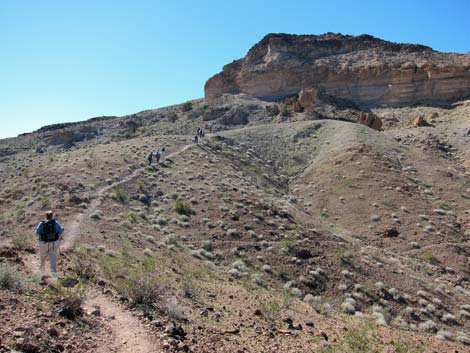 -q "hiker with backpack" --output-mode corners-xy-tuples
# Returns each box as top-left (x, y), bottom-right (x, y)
(35, 211), (64, 273)
(147, 152), (153, 165)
